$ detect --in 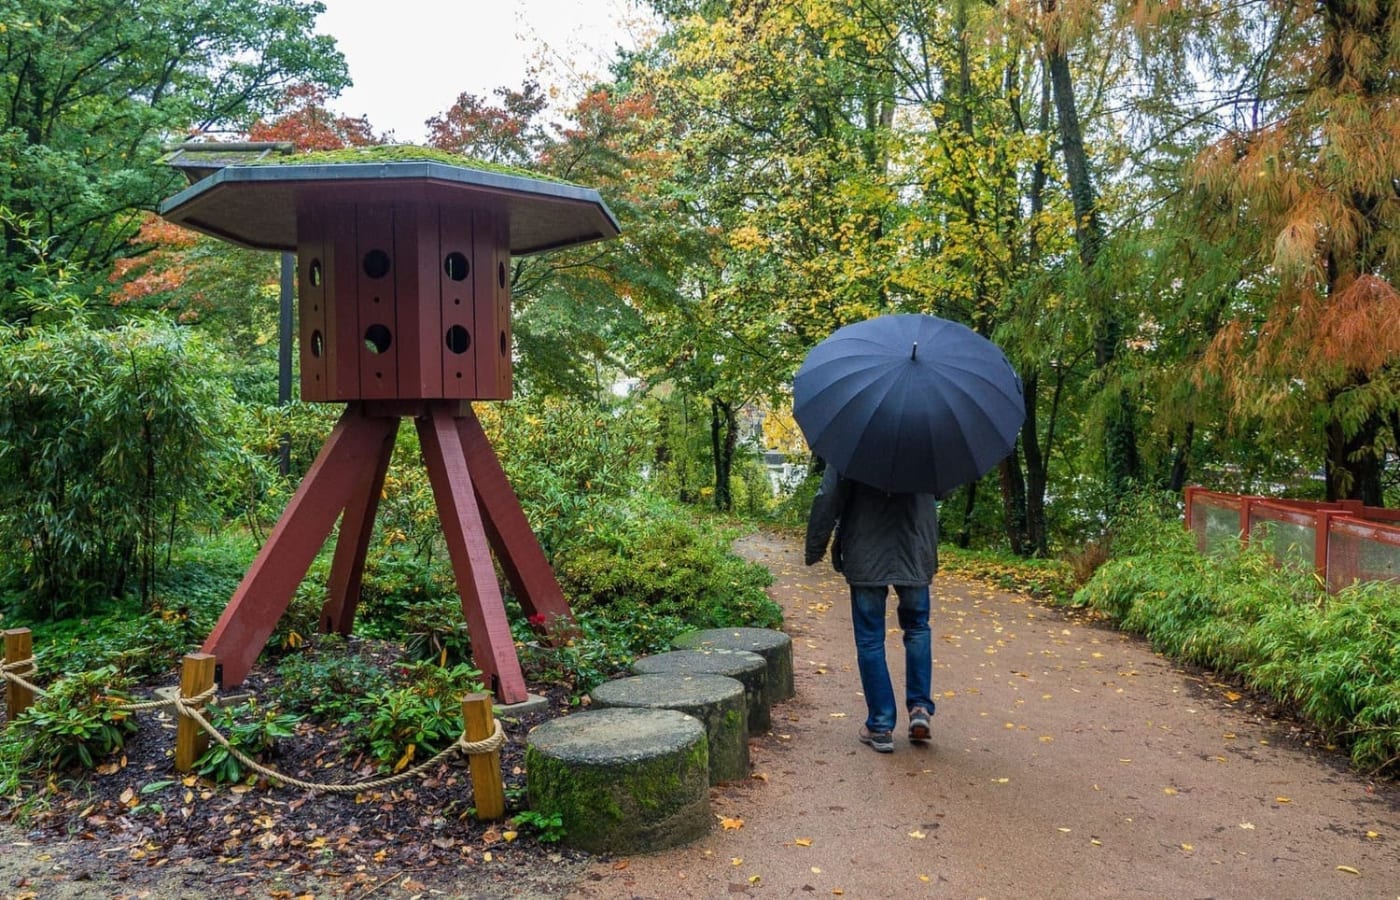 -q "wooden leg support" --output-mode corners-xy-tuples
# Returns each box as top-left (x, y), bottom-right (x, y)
(175, 653), (217, 772)
(456, 409), (575, 629)
(202, 406), (399, 687)
(418, 404), (528, 703)
(320, 418), (399, 635)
